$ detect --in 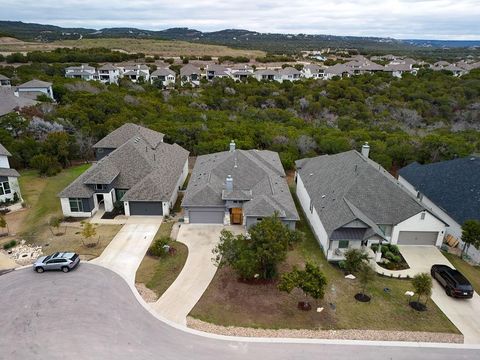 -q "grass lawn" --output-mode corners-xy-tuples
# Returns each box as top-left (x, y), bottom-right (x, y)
(190, 190), (459, 333)
(443, 252), (480, 293)
(135, 217), (188, 298)
(135, 242), (188, 299)
(11, 165), (121, 259)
